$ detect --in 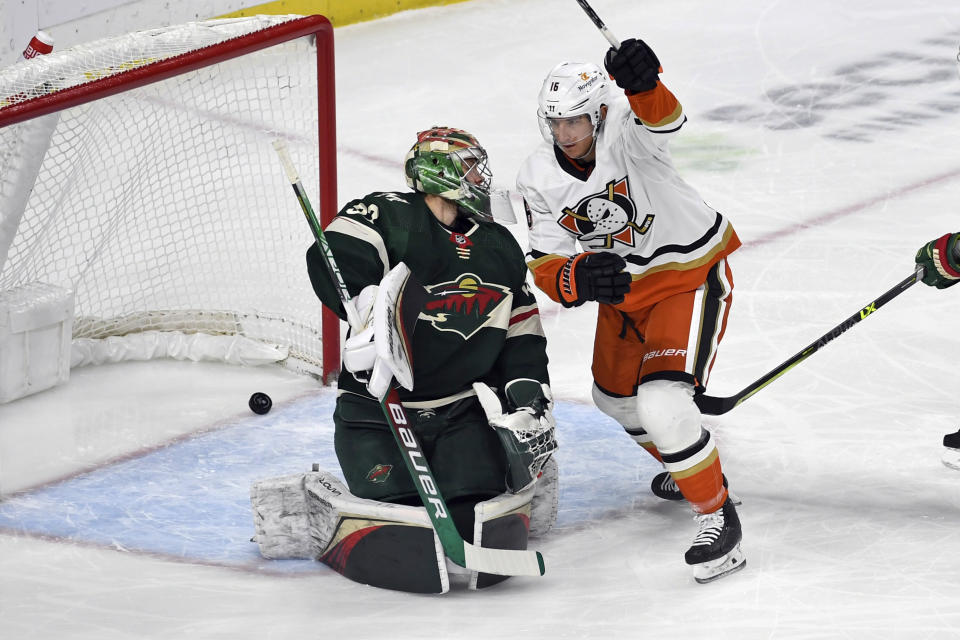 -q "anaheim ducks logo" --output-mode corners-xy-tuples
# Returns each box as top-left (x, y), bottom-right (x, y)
(558, 177), (655, 249)
(420, 274), (511, 339)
